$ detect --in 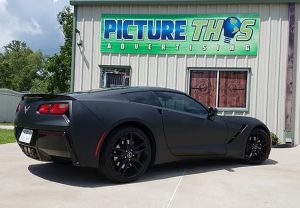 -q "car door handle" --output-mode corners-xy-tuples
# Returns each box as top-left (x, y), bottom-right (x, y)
(157, 109), (162, 114)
